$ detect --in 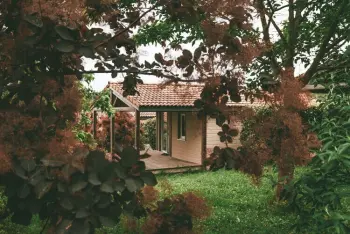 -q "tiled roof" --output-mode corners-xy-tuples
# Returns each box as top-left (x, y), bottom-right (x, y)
(140, 112), (156, 118)
(108, 82), (262, 108)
